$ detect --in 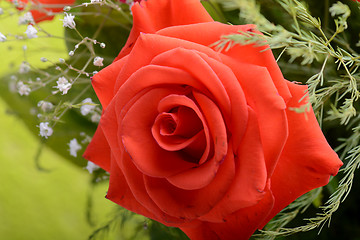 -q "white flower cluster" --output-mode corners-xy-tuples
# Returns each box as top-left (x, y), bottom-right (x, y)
(25, 25), (38, 39)
(54, 77), (72, 95)
(17, 81), (31, 96)
(18, 12), (34, 25)
(38, 122), (53, 138)
(80, 98), (101, 123)
(19, 62), (31, 74)
(68, 138), (82, 157)
(37, 101), (54, 112)
(80, 98), (96, 116)
(85, 161), (100, 174)
(61, 13), (76, 29)
(93, 56), (104, 67)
